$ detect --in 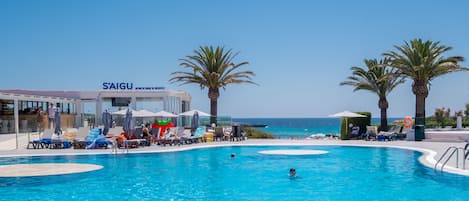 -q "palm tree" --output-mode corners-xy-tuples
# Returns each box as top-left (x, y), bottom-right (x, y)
(341, 58), (404, 131)
(169, 46), (257, 124)
(384, 39), (467, 138)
